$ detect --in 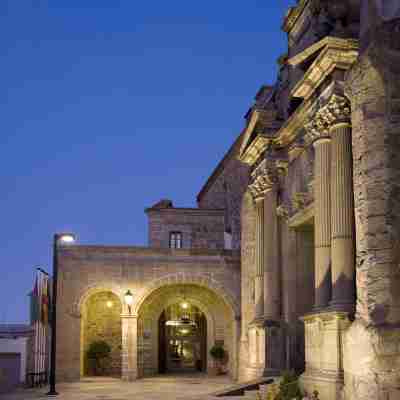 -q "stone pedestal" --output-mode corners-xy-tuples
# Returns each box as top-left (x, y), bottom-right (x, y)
(264, 321), (285, 377)
(246, 323), (265, 379)
(121, 315), (138, 381)
(300, 311), (351, 400)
